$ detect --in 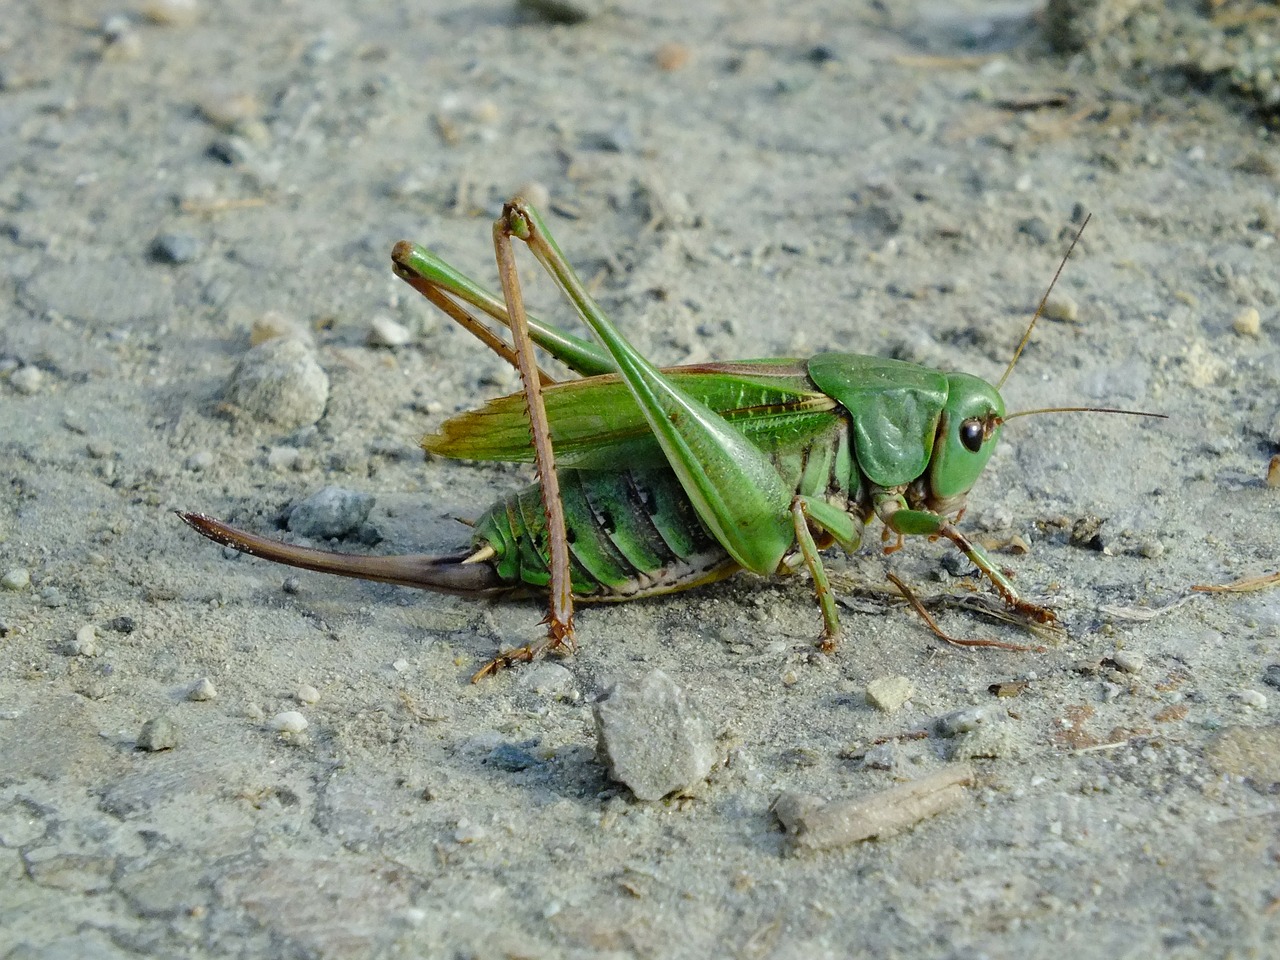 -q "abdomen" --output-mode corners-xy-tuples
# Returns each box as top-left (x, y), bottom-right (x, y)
(474, 467), (741, 599)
